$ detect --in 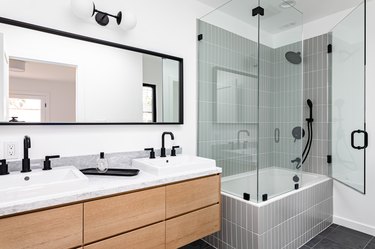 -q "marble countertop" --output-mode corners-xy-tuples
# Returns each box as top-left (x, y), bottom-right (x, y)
(0, 167), (222, 217)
